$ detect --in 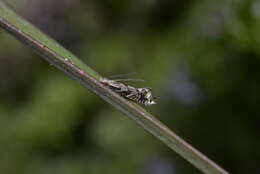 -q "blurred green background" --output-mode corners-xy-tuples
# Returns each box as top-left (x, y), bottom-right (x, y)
(1, 0), (260, 173)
